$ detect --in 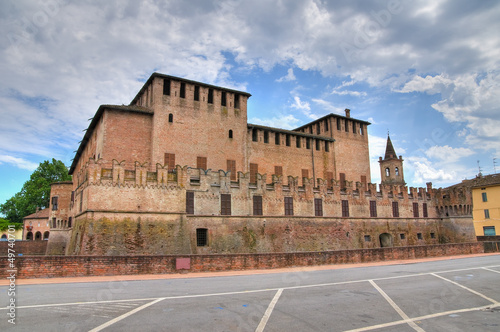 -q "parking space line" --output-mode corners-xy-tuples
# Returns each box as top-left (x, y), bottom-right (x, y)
(369, 280), (425, 332)
(430, 273), (498, 304)
(88, 297), (166, 332)
(255, 288), (284, 332)
(483, 267), (500, 274)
